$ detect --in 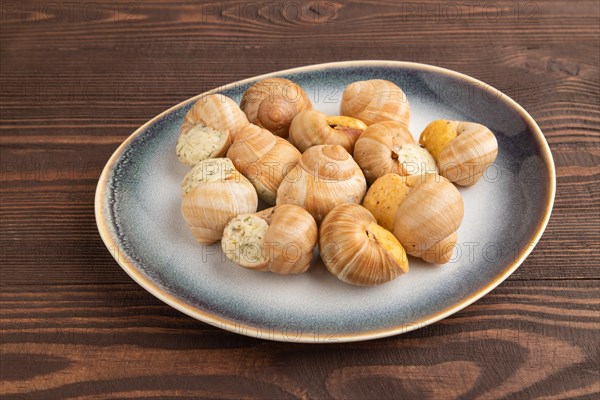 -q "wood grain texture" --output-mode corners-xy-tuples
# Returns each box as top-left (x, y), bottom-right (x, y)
(1, 0), (599, 398)
(1, 281), (598, 399)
